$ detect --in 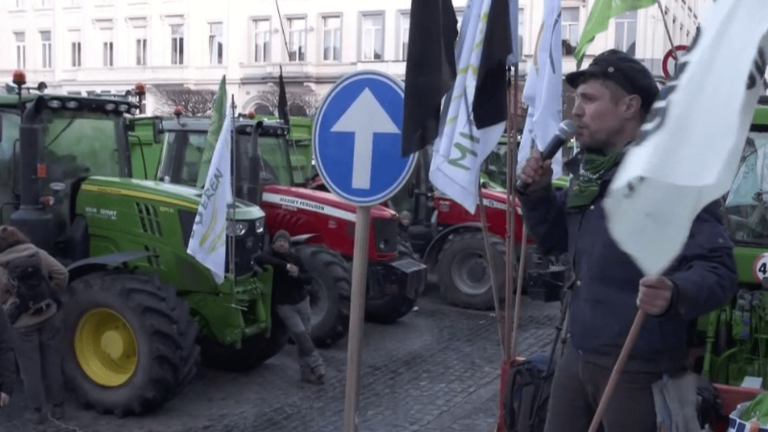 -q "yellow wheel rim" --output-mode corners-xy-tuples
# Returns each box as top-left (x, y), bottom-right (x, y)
(74, 308), (138, 387)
